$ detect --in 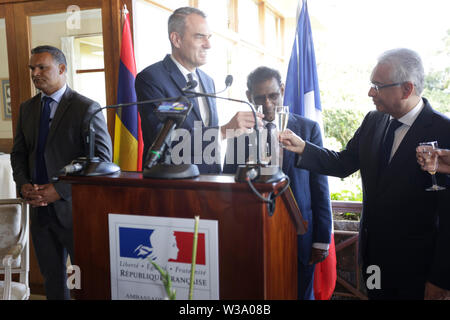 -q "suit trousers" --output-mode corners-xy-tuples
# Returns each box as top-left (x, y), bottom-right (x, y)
(298, 262), (316, 300)
(362, 262), (425, 300)
(30, 205), (74, 300)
